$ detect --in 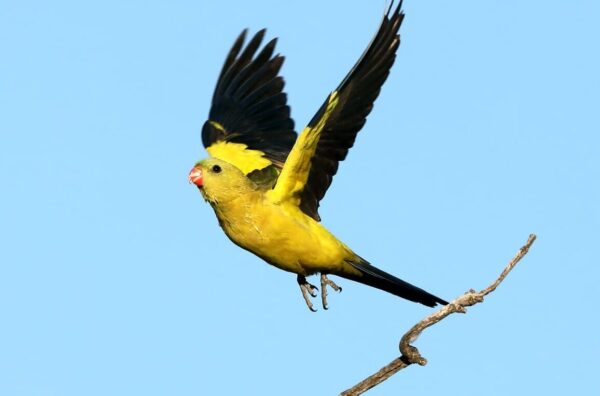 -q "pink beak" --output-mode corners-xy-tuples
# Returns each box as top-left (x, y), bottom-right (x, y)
(188, 167), (203, 187)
